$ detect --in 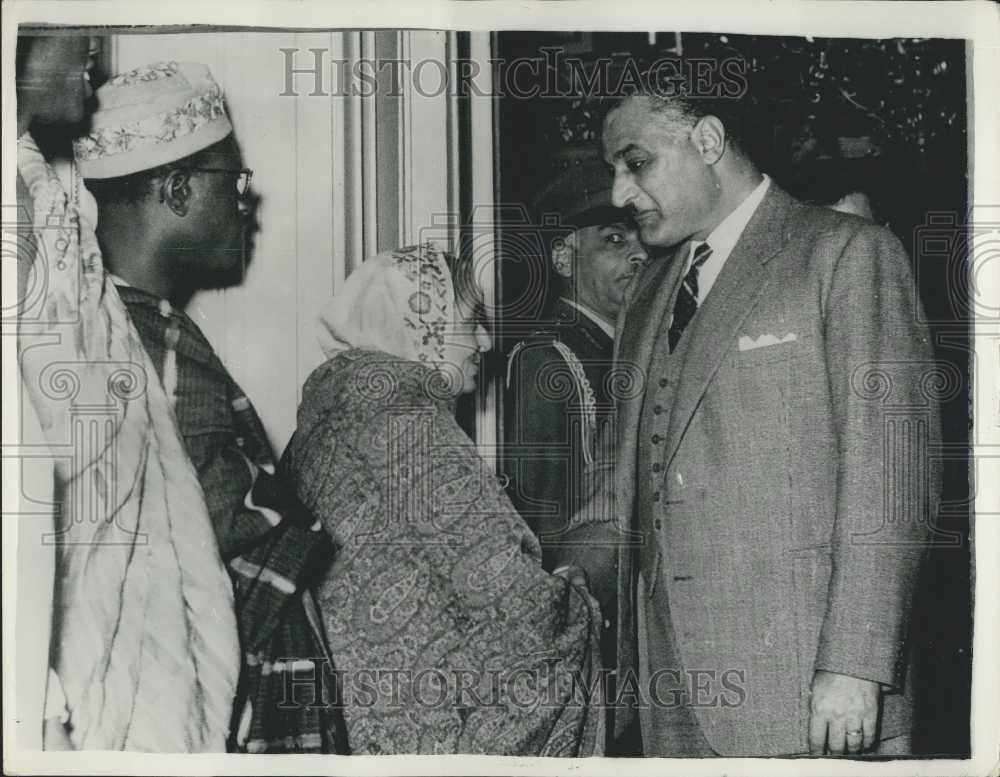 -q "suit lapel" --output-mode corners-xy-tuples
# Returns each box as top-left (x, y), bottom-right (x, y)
(612, 246), (687, 530)
(615, 246), (686, 369)
(609, 245), (687, 707)
(662, 185), (797, 472)
(615, 246), (686, 428)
